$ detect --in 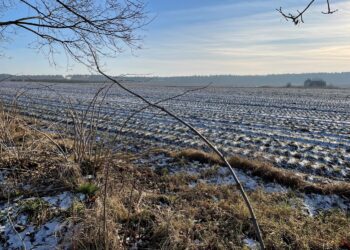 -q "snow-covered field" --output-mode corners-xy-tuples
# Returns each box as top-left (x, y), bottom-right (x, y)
(1, 81), (349, 181)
